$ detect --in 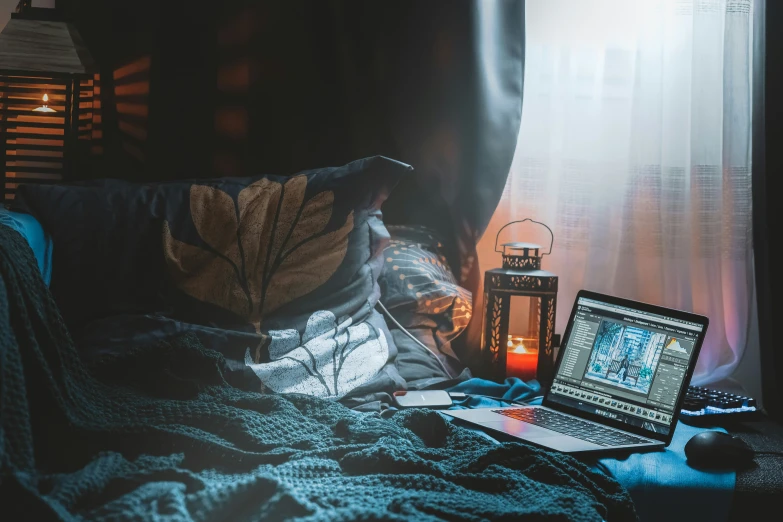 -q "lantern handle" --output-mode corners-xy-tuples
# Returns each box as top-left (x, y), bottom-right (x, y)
(494, 219), (554, 256)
